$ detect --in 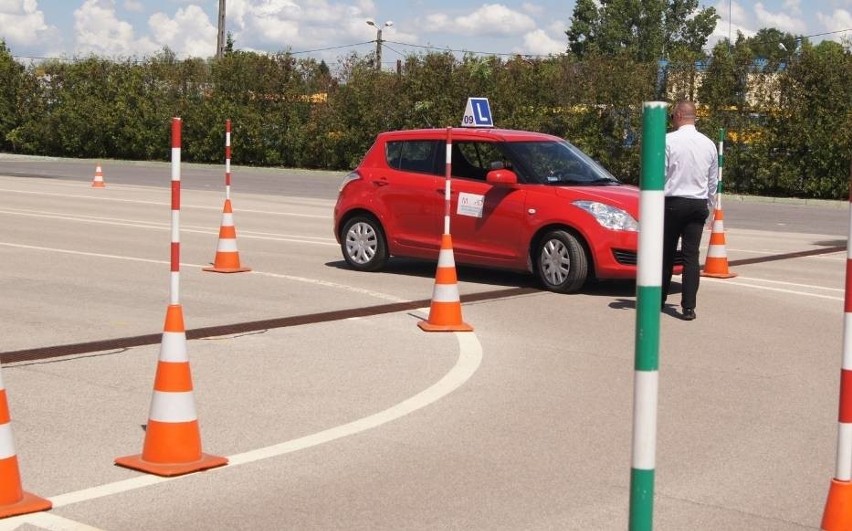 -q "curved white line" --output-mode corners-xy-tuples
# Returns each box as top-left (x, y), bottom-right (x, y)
(41, 331), (481, 510)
